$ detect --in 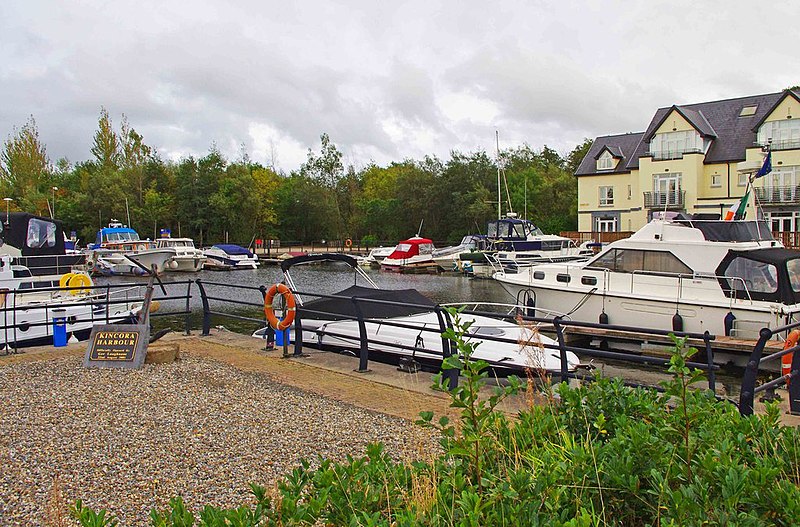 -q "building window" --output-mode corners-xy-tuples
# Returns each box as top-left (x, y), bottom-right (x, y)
(711, 174), (721, 187)
(596, 151), (616, 170)
(758, 165), (799, 203)
(627, 184), (632, 199)
(740, 105), (758, 117)
(599, 186), (614, 206)
(738, 172), (748, 186)
(758, 119), (800, 150)
(764, 211), (800, 233)
(595, 216), (618, 232)
(650, 130), (702, 160)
